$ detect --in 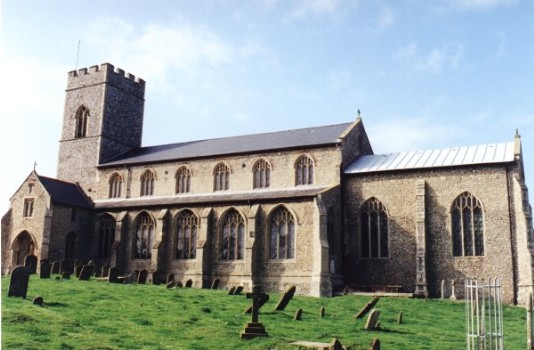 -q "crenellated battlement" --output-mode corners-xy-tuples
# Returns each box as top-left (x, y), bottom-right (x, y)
(68, 63), (145, 85)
